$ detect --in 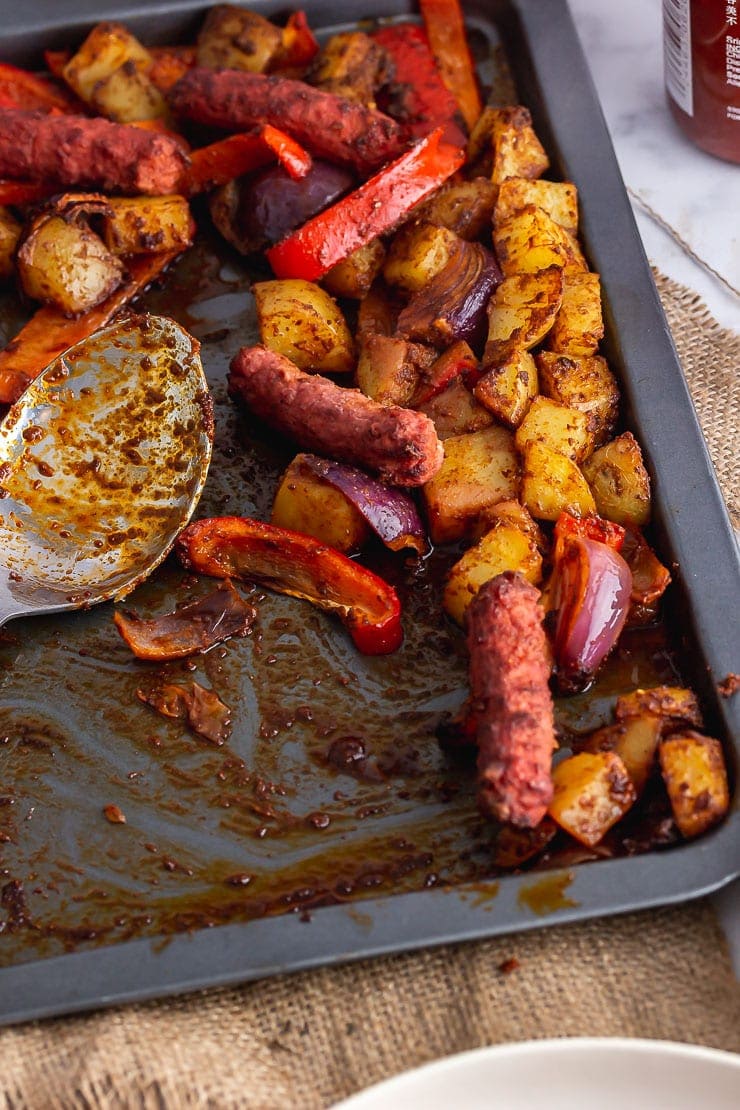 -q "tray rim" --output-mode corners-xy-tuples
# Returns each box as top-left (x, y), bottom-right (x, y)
(0, 0), (737, 1027)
